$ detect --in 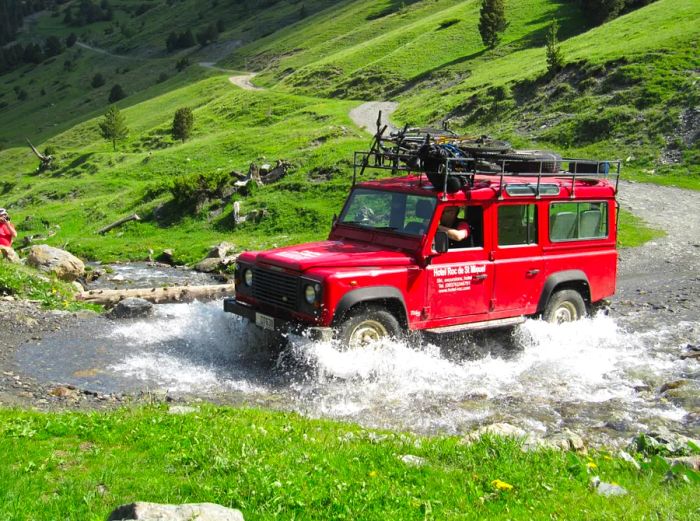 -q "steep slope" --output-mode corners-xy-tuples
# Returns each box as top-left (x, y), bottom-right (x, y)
(0, 0), (696, 264)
